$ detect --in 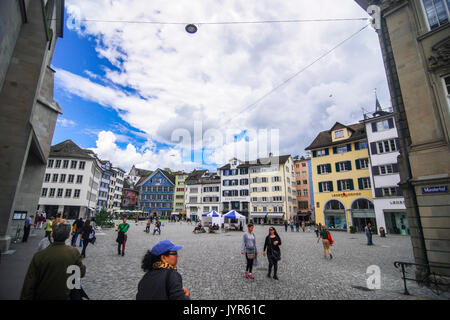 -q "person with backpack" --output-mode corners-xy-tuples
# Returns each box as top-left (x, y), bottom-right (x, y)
(317, 226), (333, 259)
(136, 240), (190, 300)
(241, 223), (258, 279)
(80, 220), (93, 258)
(263, 227), (282, 280)
(116, 218), (130, 256)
